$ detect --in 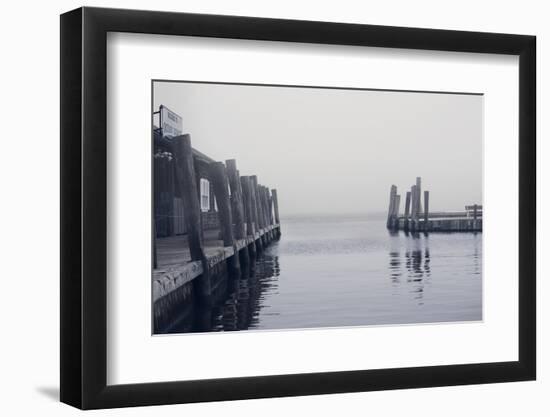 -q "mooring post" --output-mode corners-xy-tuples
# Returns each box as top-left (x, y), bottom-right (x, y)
(241, 176), (255, 236)
(226, 163), (251, 271)
(392, 194), (401, 229)
(256, 184), (266, 229)
(172, 135), (211, 299)
(416, 177), (422, 215)
(263, 186), (271, 240)
(272, 188), (281, 237)
(250, 176), (261, 229)
(424, 190), (430, 231)
(271, 189), (280, 224)
(267, 188), (274, 225)
(410, 185), (418, 231)
(404, 191), (411, 230)
(473, 204), (478, 221)
(258, 185), (266, 245)
(386, 185), (397, 229)
(250, 176), (263, 251)
(209, 162), (234, 247)
(225, 159), (246, 240)
(258, 185), (267, 231)
(262, 186), (270, 227)
(240, 176), (257, 261)
(210, 161), (242, 277)
(172, 134), (204, 261)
